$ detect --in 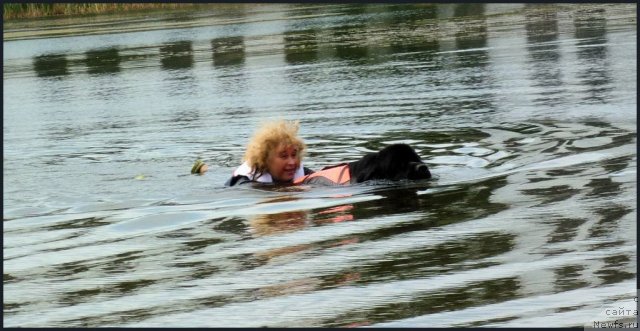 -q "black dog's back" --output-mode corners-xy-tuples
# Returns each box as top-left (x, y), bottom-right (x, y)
(349, 144), (431, 183)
